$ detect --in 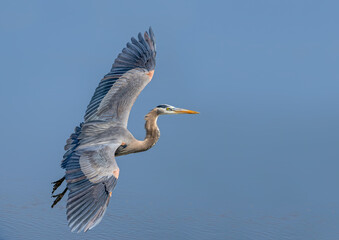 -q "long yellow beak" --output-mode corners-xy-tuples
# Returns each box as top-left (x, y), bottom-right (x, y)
(174, 108), (200, 114)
